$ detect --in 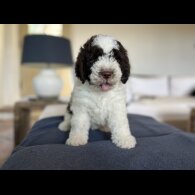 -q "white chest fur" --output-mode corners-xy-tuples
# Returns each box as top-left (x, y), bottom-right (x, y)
(71, 80), (126, 129)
